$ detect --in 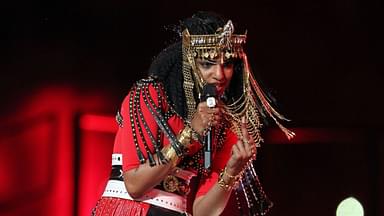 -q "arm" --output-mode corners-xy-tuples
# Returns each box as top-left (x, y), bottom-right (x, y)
(116, 80), (177, 198)
(124, 154), (174, 198)
(120, 80), (215, 198)
(193, 117), (256, 216)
